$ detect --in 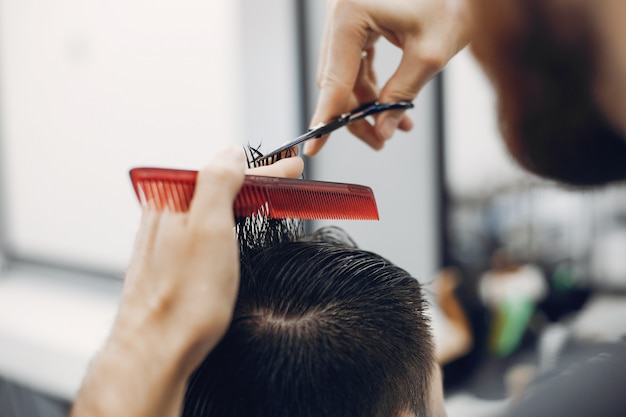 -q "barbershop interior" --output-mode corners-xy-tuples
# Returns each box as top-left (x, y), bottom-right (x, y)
(1, 1), (625, 416)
